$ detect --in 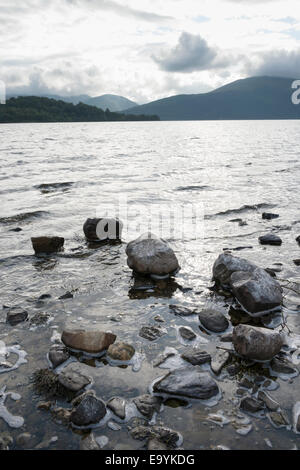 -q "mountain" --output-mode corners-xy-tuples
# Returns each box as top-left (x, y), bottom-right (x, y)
(124, 76), (300, 120)
(8, 93), (138, 112)
(0, 96), (159, 123)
